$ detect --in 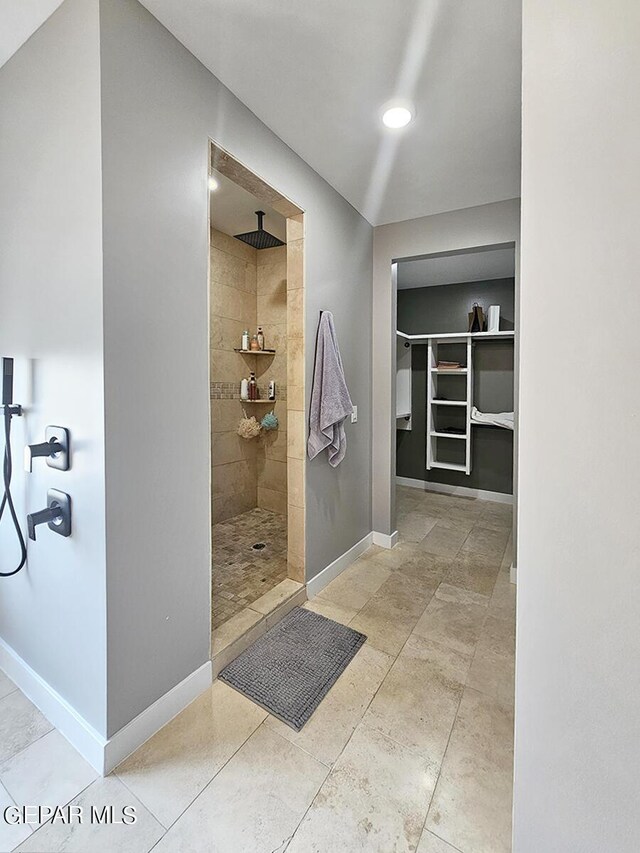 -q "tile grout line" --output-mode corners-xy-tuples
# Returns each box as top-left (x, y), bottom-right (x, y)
(124, 703), (271, 848)
(285, 567), (445, 851)
(282, 602), (411, 851)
